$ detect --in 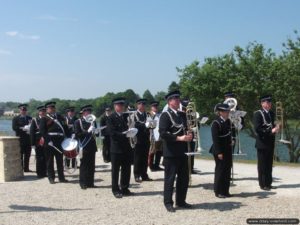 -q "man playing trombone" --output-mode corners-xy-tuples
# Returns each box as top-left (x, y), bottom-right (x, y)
(74, 105), (98, 189)
(159, 90), (193, 212)
(254, 95), (279, 191)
